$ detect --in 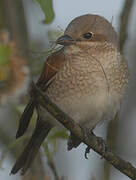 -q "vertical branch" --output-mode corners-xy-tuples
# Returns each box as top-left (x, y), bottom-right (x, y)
(0, 0), (30, 102)
(104, 114), (119, 180)
(44, 143), (60, 180)
(4, 0), (29, 57)
(119, 0), (134, 53)
(0, 0), (8, 29)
